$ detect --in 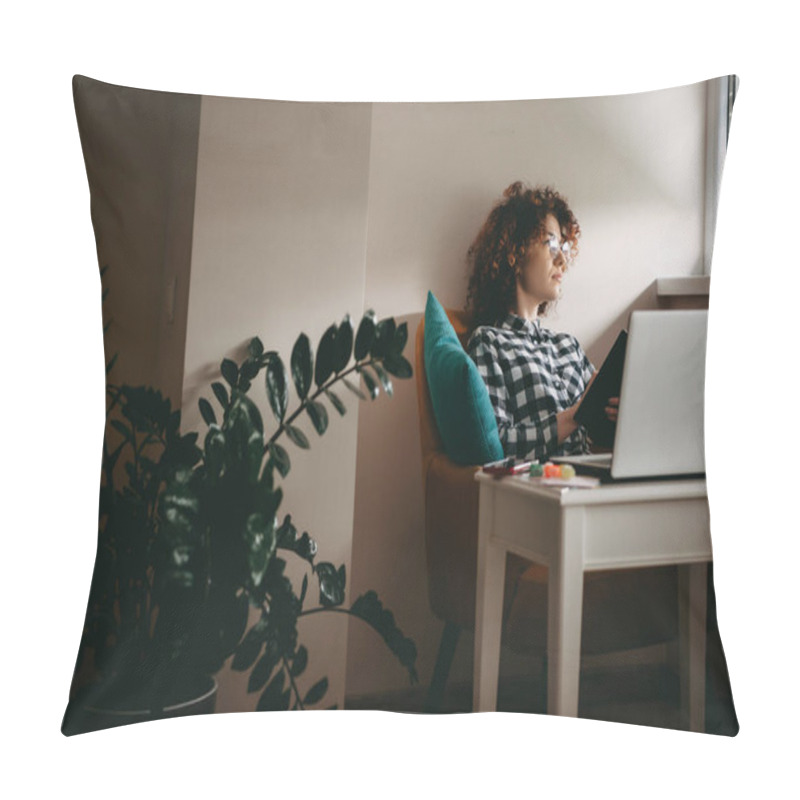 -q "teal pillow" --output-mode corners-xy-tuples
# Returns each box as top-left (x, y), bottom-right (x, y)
(423, 291), (504, 466)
